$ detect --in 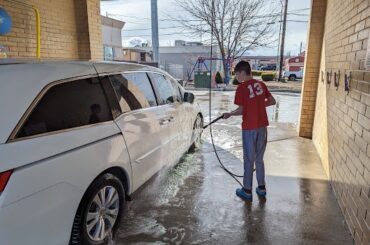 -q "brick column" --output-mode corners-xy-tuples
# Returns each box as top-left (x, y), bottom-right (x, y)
(86, 0), (103, 60)
(74, 0), (103, 60)
(298, 0), (328, 138)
